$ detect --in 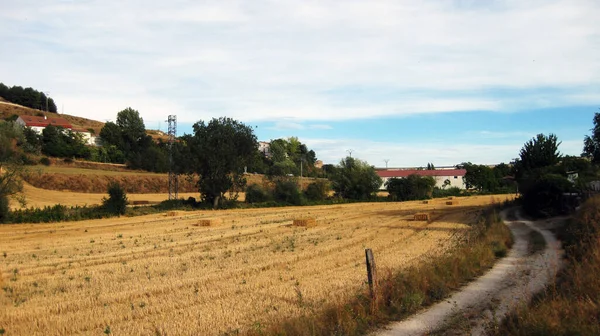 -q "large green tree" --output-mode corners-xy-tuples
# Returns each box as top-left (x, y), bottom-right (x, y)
(515, 133), (562, 180)
(188, 117), (258, 208)
(583, 111), (600, 164)
(386, 174), (436, 201)
(331, 157), (382, 200)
